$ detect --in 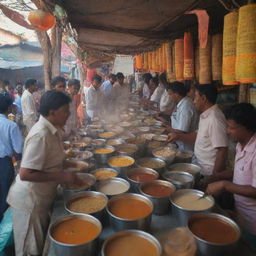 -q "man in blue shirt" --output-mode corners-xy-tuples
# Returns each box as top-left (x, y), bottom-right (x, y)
(0, 94), (23, 221)
(101, 73), (116, 113)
